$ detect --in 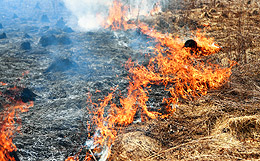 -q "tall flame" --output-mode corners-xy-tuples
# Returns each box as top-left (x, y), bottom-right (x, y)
(67, 0), (235, 160)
